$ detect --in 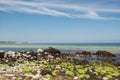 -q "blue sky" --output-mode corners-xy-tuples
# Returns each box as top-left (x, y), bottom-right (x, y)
(0, 0), (120, 43)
